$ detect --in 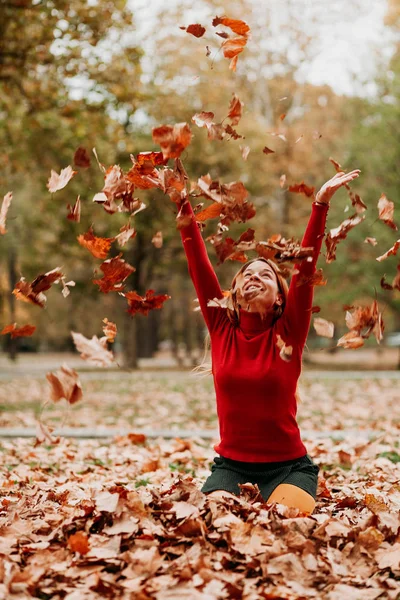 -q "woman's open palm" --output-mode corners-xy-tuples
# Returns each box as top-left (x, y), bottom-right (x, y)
(315, 169), (360, 204)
